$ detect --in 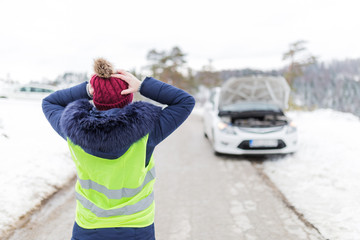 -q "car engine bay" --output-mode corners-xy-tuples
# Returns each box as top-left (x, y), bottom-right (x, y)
(220, 111), (288, 128)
